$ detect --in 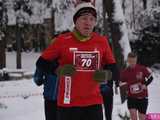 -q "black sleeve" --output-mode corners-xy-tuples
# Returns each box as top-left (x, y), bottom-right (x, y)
(103, 63), (120, 87)
(36, 56), (59, 74)
(144, 75), (153, 86)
